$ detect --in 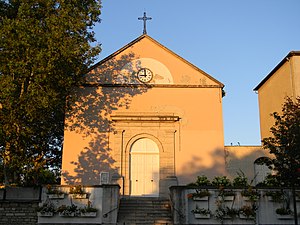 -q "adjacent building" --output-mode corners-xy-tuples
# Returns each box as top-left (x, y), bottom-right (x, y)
(254, 51), (300, 140)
